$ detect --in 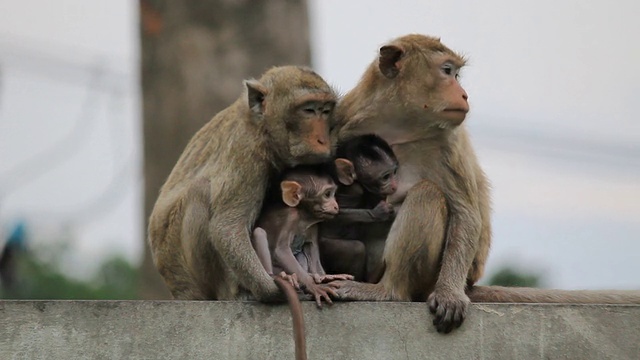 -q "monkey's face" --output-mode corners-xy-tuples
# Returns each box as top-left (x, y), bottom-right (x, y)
(357, 159), (399, 196)
(378, 41), (469, 129)
(246, 67), (337, 167)
(301, 179), (339, 220)
(397, 54), (468, 129)
(282, 96), (336, 166)
(424, 55), (469, 127)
